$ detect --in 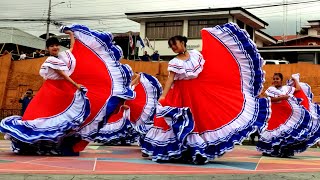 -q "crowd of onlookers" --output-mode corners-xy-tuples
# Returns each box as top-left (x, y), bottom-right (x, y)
(17, 50), (45, 60)
(138, 50), (161, 61)
(2, 49), (162, 61)
(1, 49), (46, 61)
